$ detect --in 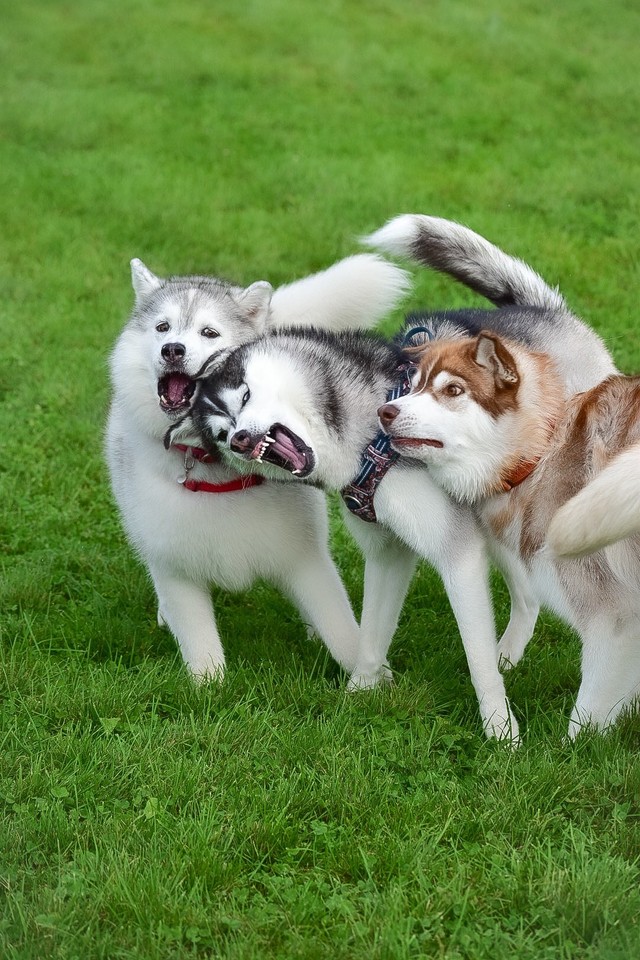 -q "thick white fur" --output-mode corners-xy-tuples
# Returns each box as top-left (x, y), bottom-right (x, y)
(547, 441), (640, 557)
(270, 254), (411, 330)
(107, 254), (409, 680)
